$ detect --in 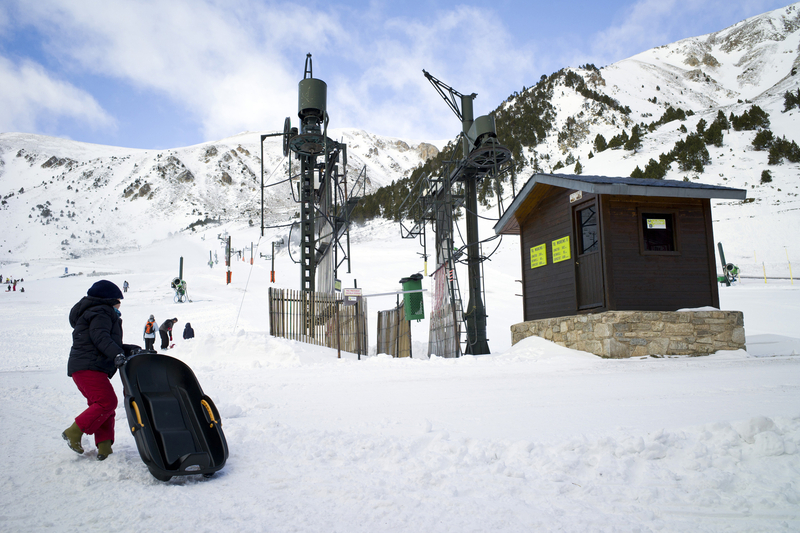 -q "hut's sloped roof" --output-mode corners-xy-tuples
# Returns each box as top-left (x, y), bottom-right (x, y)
(494, 173), (747, 235)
